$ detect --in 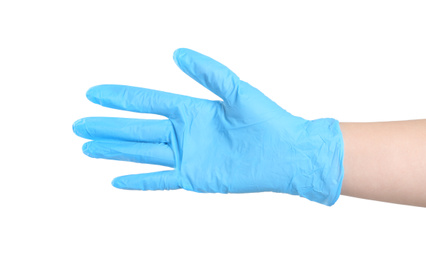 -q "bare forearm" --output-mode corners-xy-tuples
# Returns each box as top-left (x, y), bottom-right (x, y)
(340, 120), (426, 207)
